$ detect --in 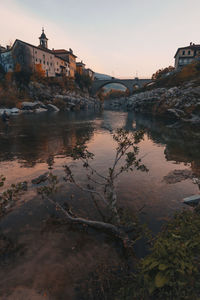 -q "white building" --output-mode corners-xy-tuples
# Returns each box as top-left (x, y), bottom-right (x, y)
(0, 29), (70, 77)
(174, 42), (200, 69)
